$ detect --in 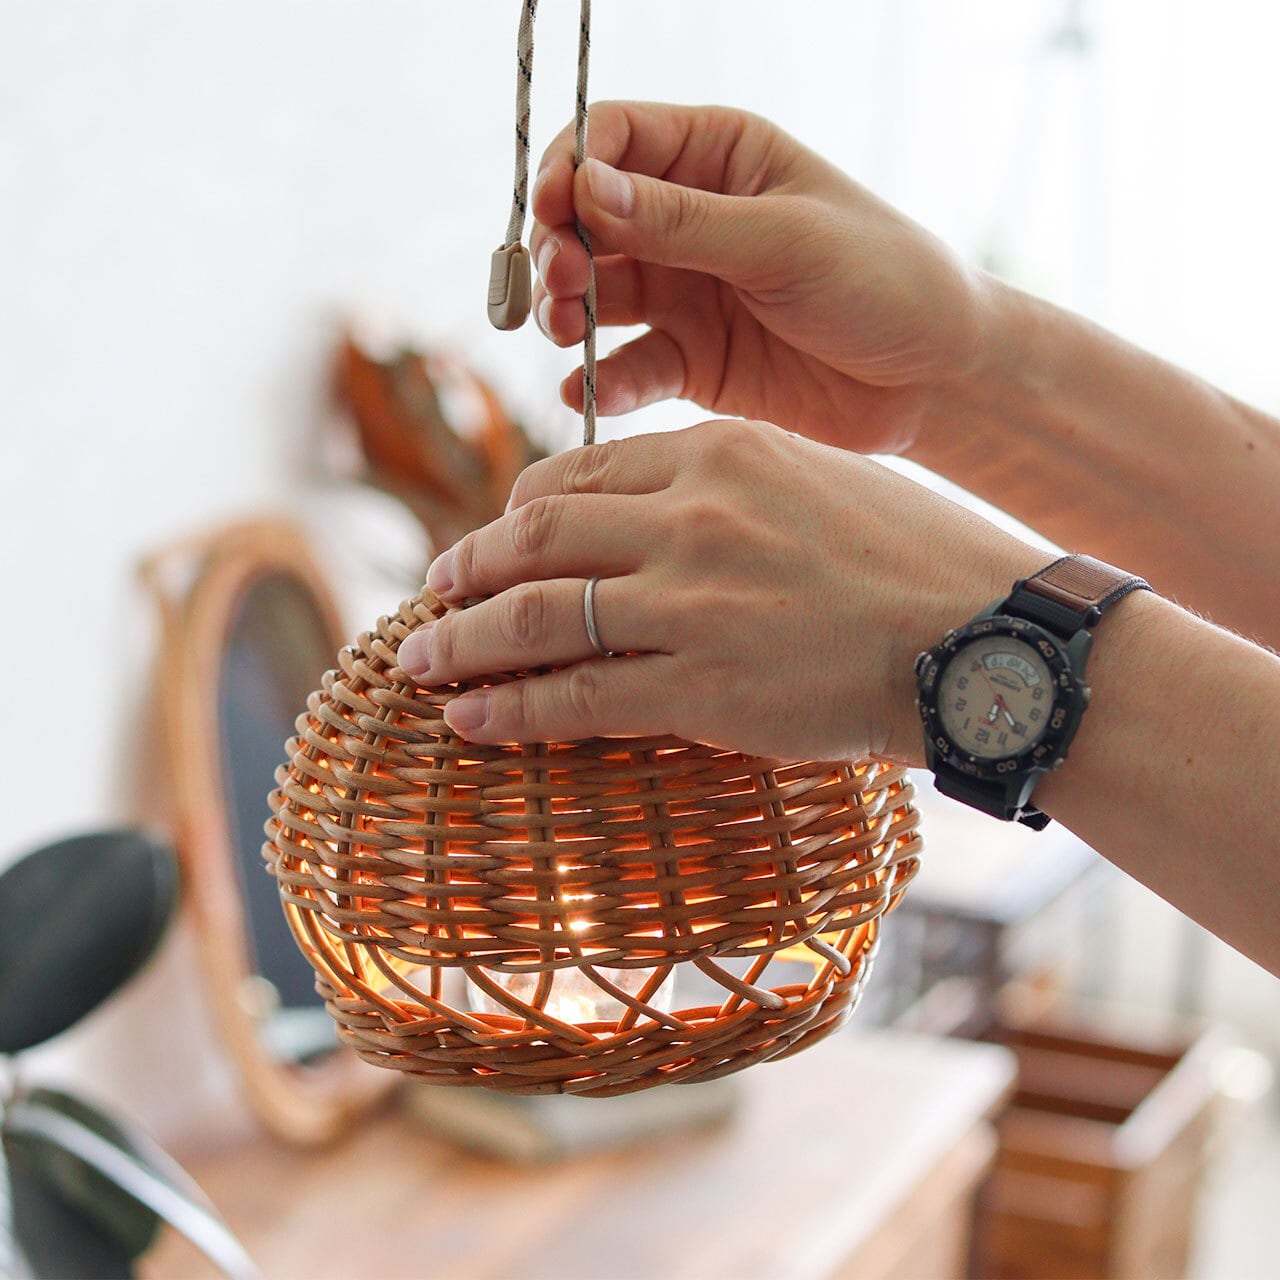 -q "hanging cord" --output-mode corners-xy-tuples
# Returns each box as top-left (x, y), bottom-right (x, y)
(573, 0), (597, 445)
(488, 0), (597, 446)
(505, 0), (537, 252)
